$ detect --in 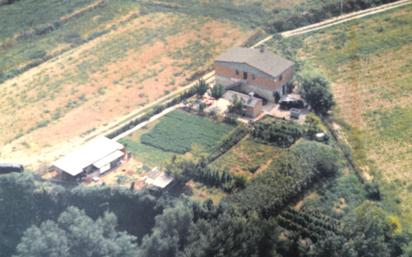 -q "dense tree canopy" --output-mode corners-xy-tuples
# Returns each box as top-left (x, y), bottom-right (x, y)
(15, 207), (138, 257)
(300, 75), (335, 115)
